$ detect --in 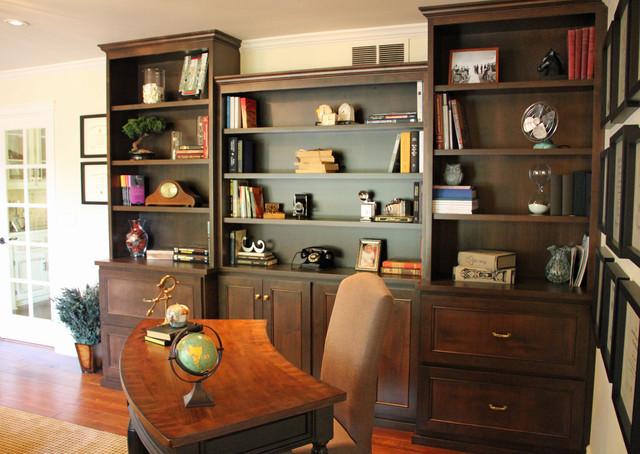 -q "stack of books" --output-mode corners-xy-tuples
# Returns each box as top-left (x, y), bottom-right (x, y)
(365, 112), (418, 124)
(174, 116), (209, 159)
(226, 96), (257, 129)
(432, 185), (478, 214)
(567, 26), (595, 80)
(144, 321), (200, 346)
(380, 258), (421, 277)
(120, 175), (146, 206)
(453, 249), (516, 284)
(294, 149), (338, 173)
(173, 247), (209, 264)
(236, 250), (278, 267)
